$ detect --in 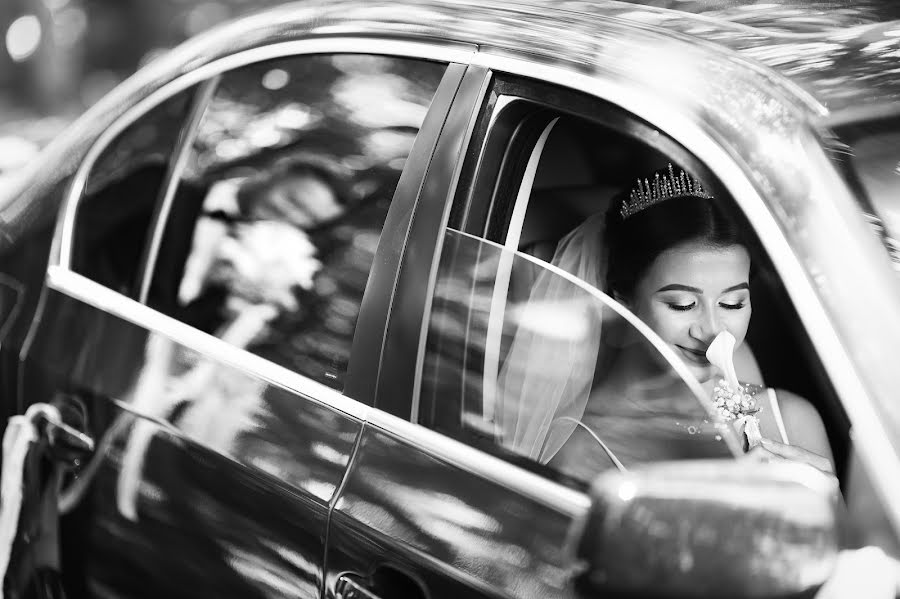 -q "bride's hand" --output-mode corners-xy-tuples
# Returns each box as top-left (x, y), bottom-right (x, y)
(745, 437), (834, 475)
